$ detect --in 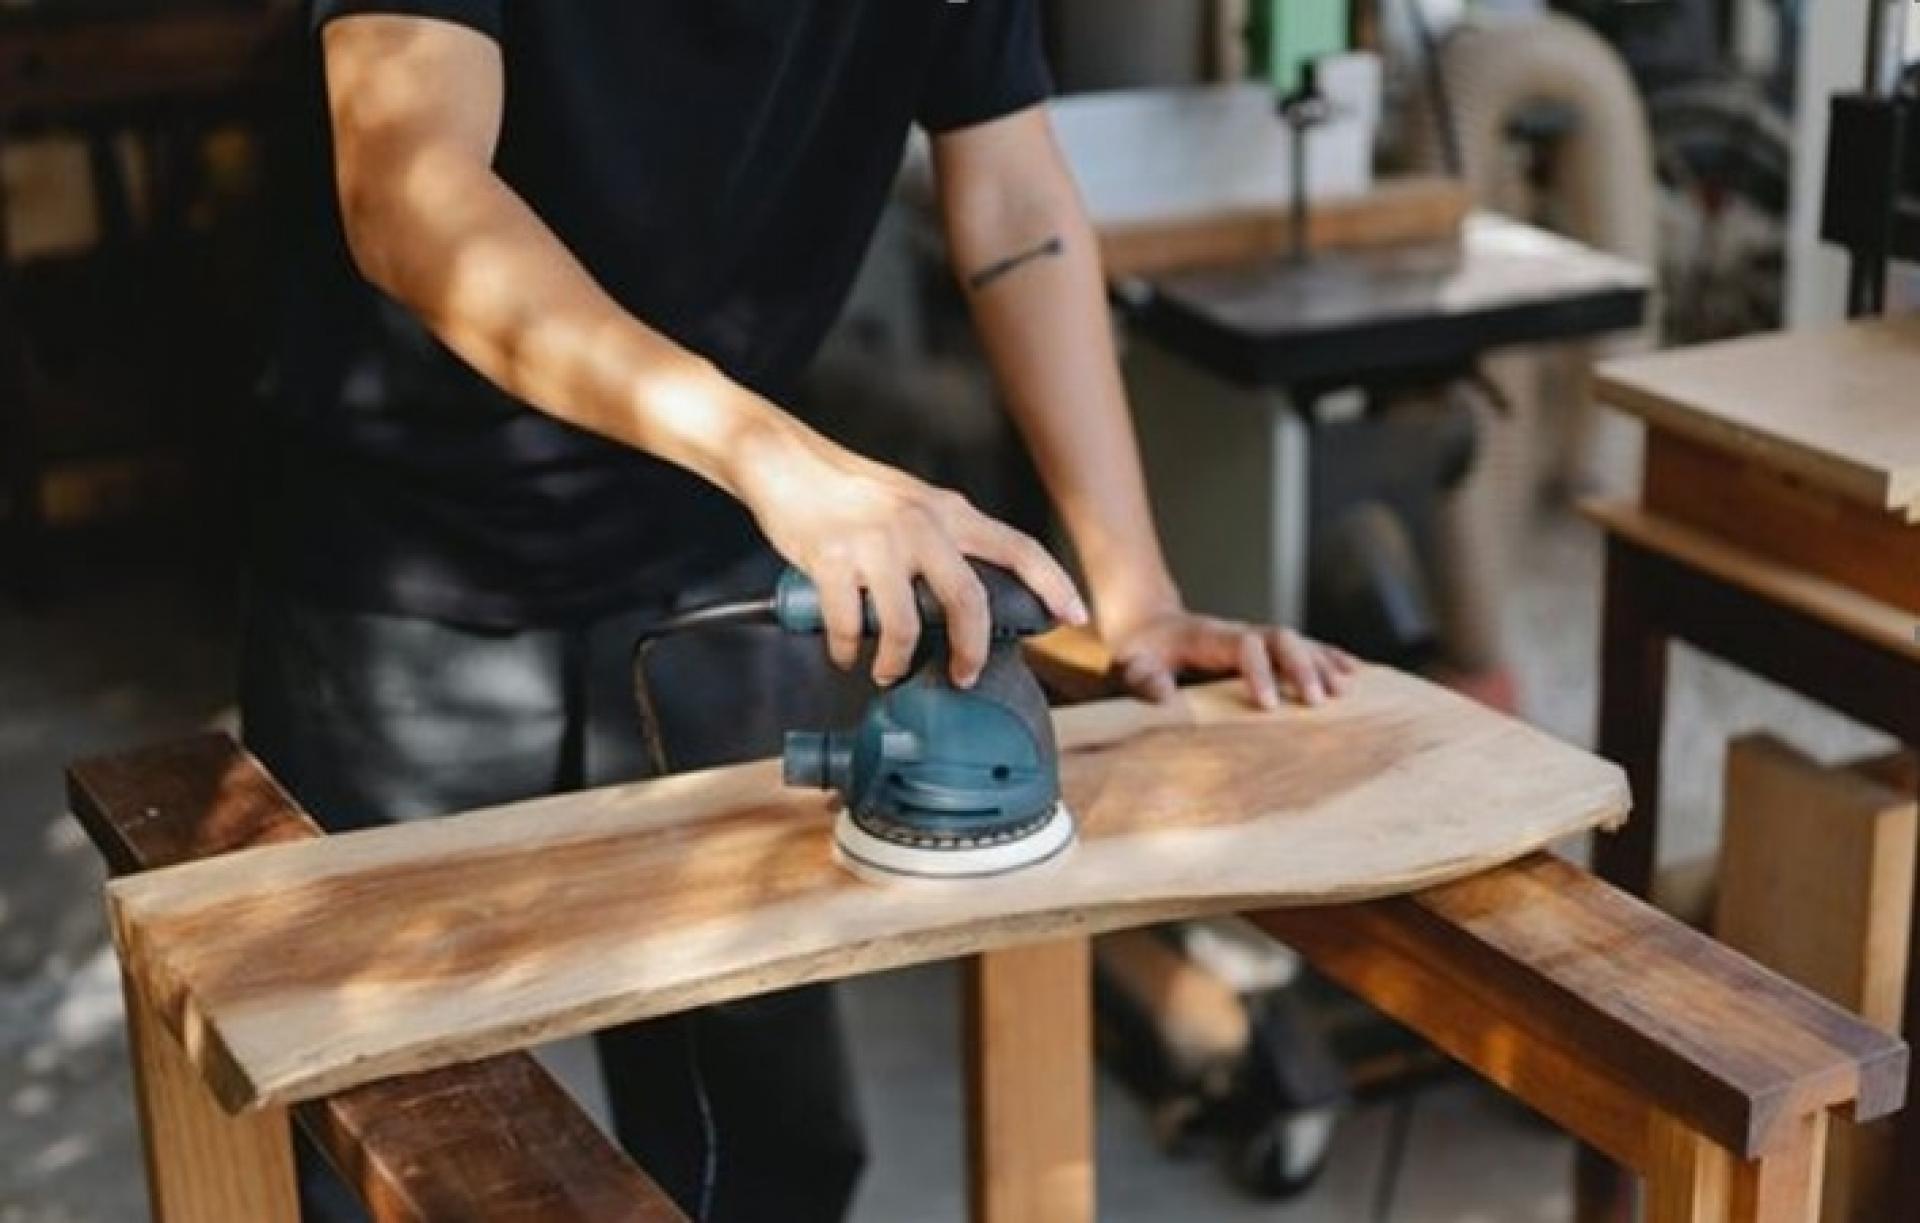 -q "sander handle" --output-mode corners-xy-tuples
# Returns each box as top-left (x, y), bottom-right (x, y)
(773, 561), (1055, 641)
